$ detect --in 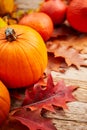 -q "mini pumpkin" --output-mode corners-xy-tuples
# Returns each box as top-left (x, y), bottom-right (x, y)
(0, 25), (48, 88)
(0, 81), (10, 125)
(19, 12), (54, 41)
